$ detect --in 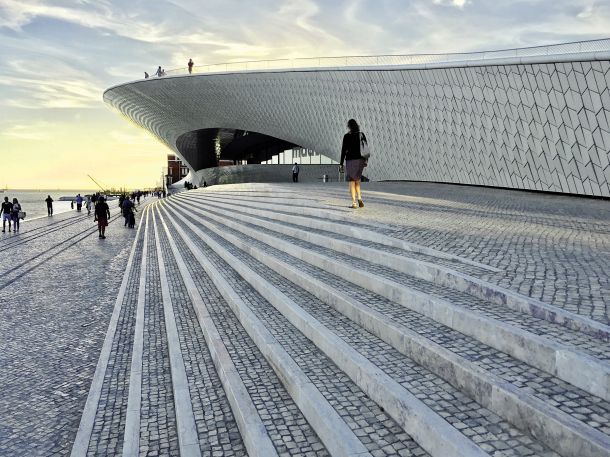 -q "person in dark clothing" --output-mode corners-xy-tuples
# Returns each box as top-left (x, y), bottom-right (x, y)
(45, 195), (53, 216)
(94, 197), (110, 239)
(11, 198), (22, 233)
(292, 162), (300, 182)
(339, 119), (367, 208)
(122, 197), (134, 227)
(1, 197), (13, 232)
